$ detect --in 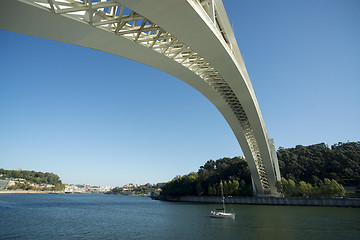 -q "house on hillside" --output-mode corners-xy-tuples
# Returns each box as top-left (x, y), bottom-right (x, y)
(0, 180), (10, 190)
